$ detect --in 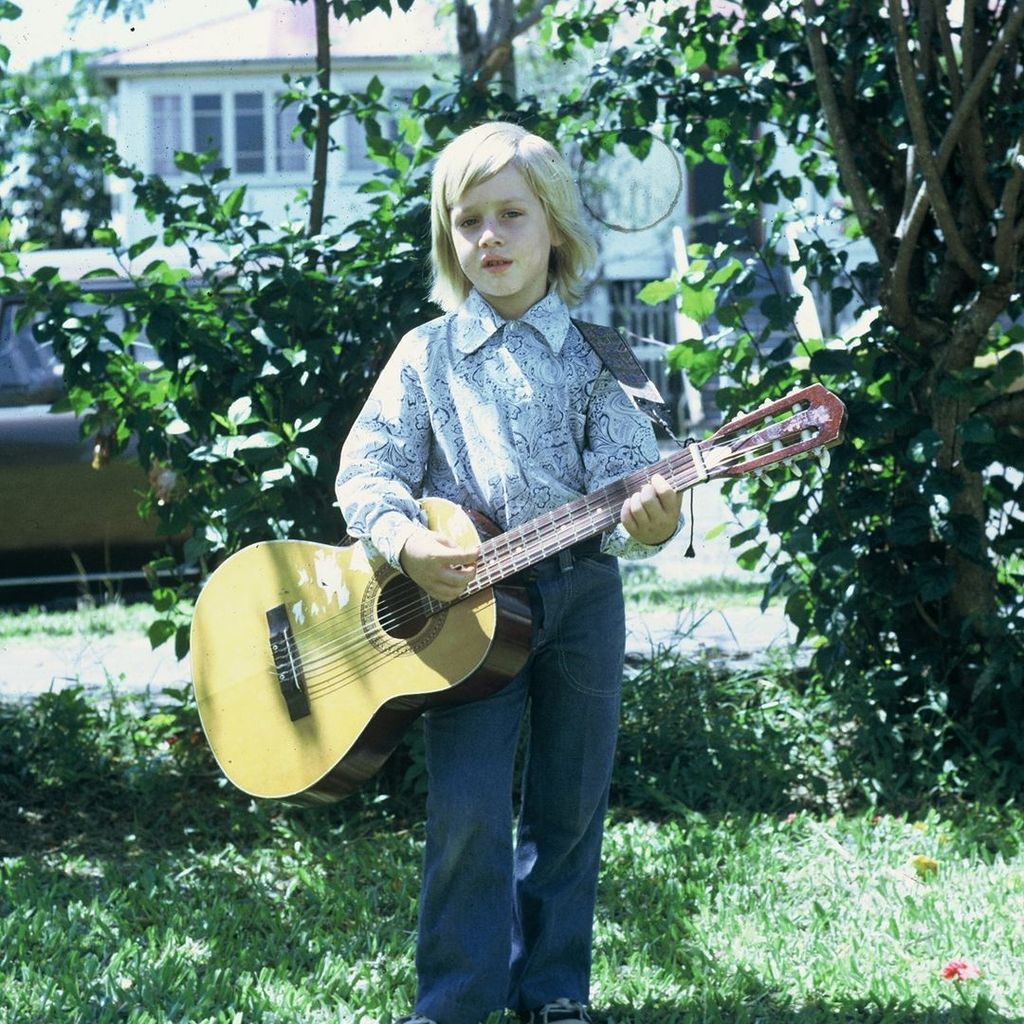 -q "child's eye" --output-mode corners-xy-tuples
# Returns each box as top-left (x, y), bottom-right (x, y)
(457, 216), (479, 229)
(503, 210), (523, 219)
